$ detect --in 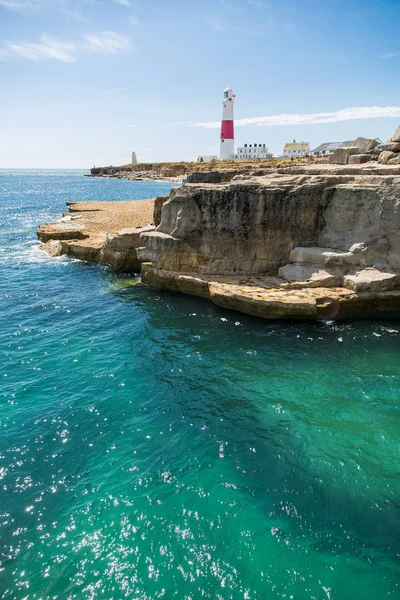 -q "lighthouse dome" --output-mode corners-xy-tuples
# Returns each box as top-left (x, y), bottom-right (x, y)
(223, 87), (234, 101)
